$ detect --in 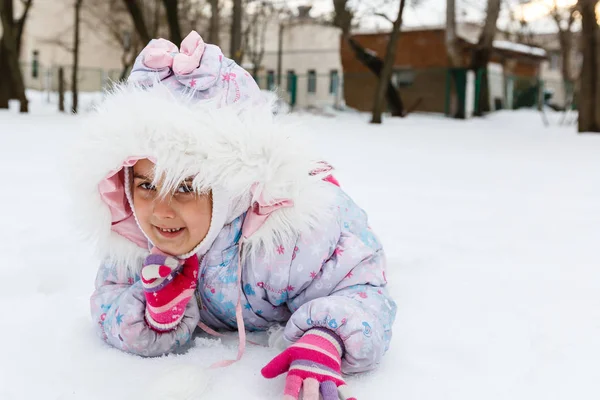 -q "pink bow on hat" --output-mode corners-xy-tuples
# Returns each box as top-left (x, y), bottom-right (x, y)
(143, 30), (206, 75)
